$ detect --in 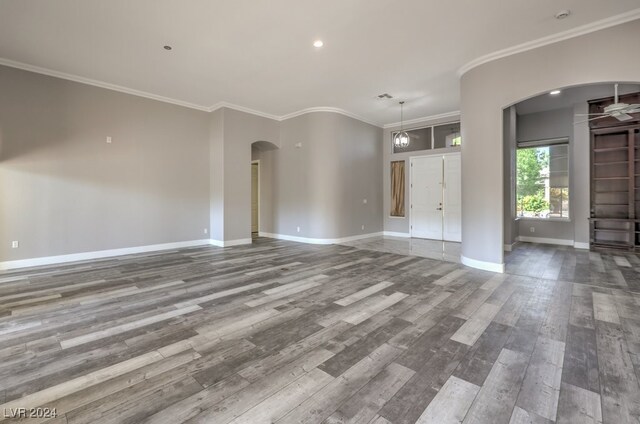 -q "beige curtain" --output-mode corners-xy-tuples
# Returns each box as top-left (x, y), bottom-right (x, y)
(390, 161), (405, 217)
